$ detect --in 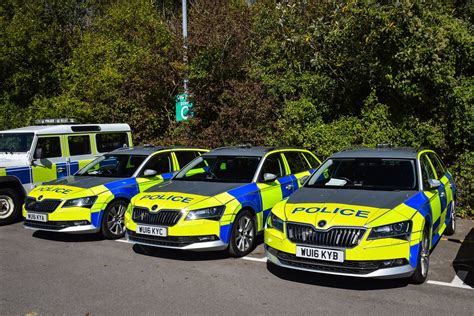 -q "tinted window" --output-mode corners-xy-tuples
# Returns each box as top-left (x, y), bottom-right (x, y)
(77, 154), (146, 178)
(175, 151), (199, 168)
(34, 137), (61, 159)
(420, 155), (436, 189)
(175, 156), (260, 183)
(428, 153), (445, 179)
(68, 135), (91, 156)
(303, 152), (319, 168)
(141, 153), (172, 175)
(307, 158), (417, 191)
(96, 133), (129, 153)
(0, 133), (34, 152)
(285, 152), (310, 174)
(259, 154), (285, 181)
